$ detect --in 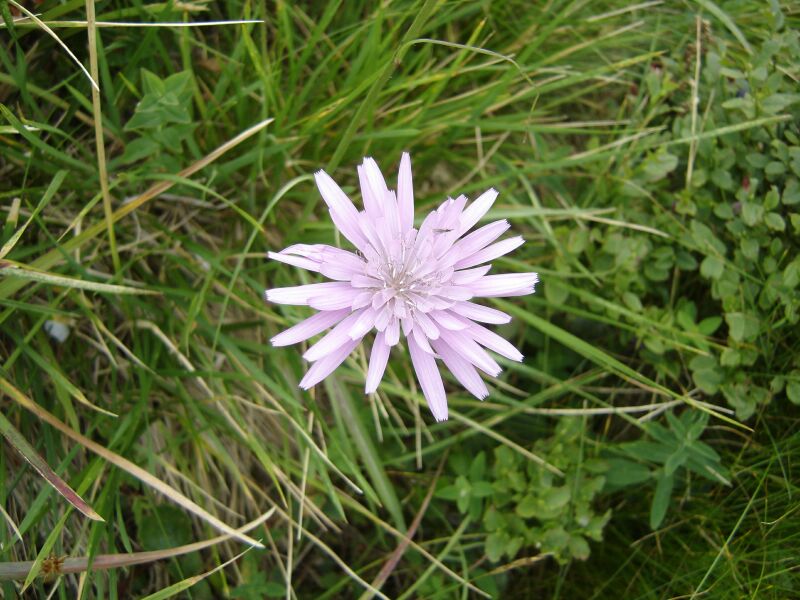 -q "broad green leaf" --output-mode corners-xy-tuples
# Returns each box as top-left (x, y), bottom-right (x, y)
(741, 202), (763, 226)
(784, 260), (800, 288)
(543, 486), (571, 510)
(740, 237), (760, 261)
(141, 68), (166, 95)
(621, 441), (672, 464)
(697, 316), (722, 336)
(725, 312), (760, 342)
(786, 381), (800, 406)
(745, 152), (769, 168)
(700, 256), (724, 280)
(435, 484), (459, 501)
(664, 448), (689, 476)
(686, 412), (709, 441)
(665, 411), (687, 437)
(568, 535), (590, 560)
(485, 532), (506, 562)
(506, 536), (523, 559)
(711, 168), (734, 190)
(622, 291), (642, 311)
(650, 470), (674, 530)
(516, 494), (538, 519)
(471, 481), (494, 498)
(764, 161), (786, 176)
(761, 93), (800, 114)
(469, 451), (487, 481)
(163, 70), (194, 100)
(120, 136), (161, 164)
(542, 526), (570, 552)
(692, 366), (724, 395)
(783, 180), (800, 205)
(764, 212), (786, 231)
(483, 506), (506, 533)
(641, 150), (678, 182)
(456, 476), (471, 514)
(605, 459), (651, 488)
